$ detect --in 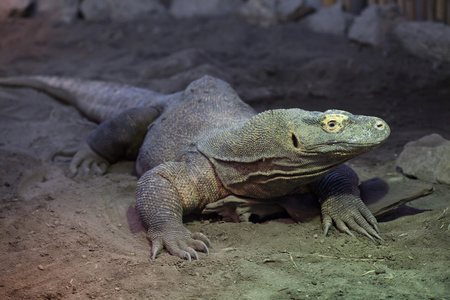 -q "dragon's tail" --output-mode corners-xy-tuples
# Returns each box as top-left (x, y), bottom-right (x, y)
(0, 76), (168, 123)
